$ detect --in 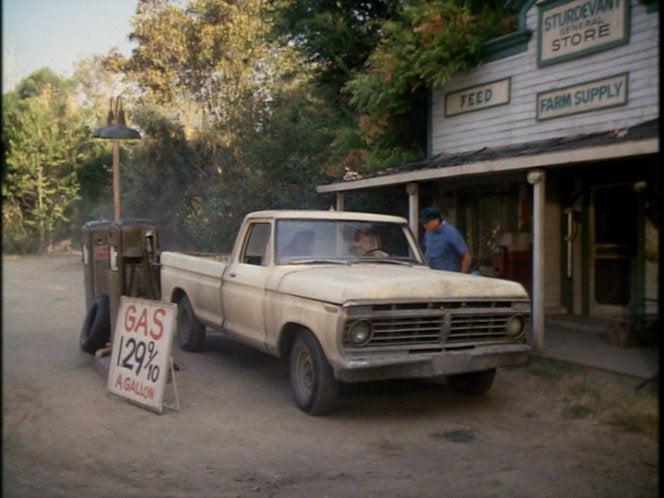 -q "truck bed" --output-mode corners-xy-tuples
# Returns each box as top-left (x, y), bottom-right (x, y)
(160, 251), (228, 327)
